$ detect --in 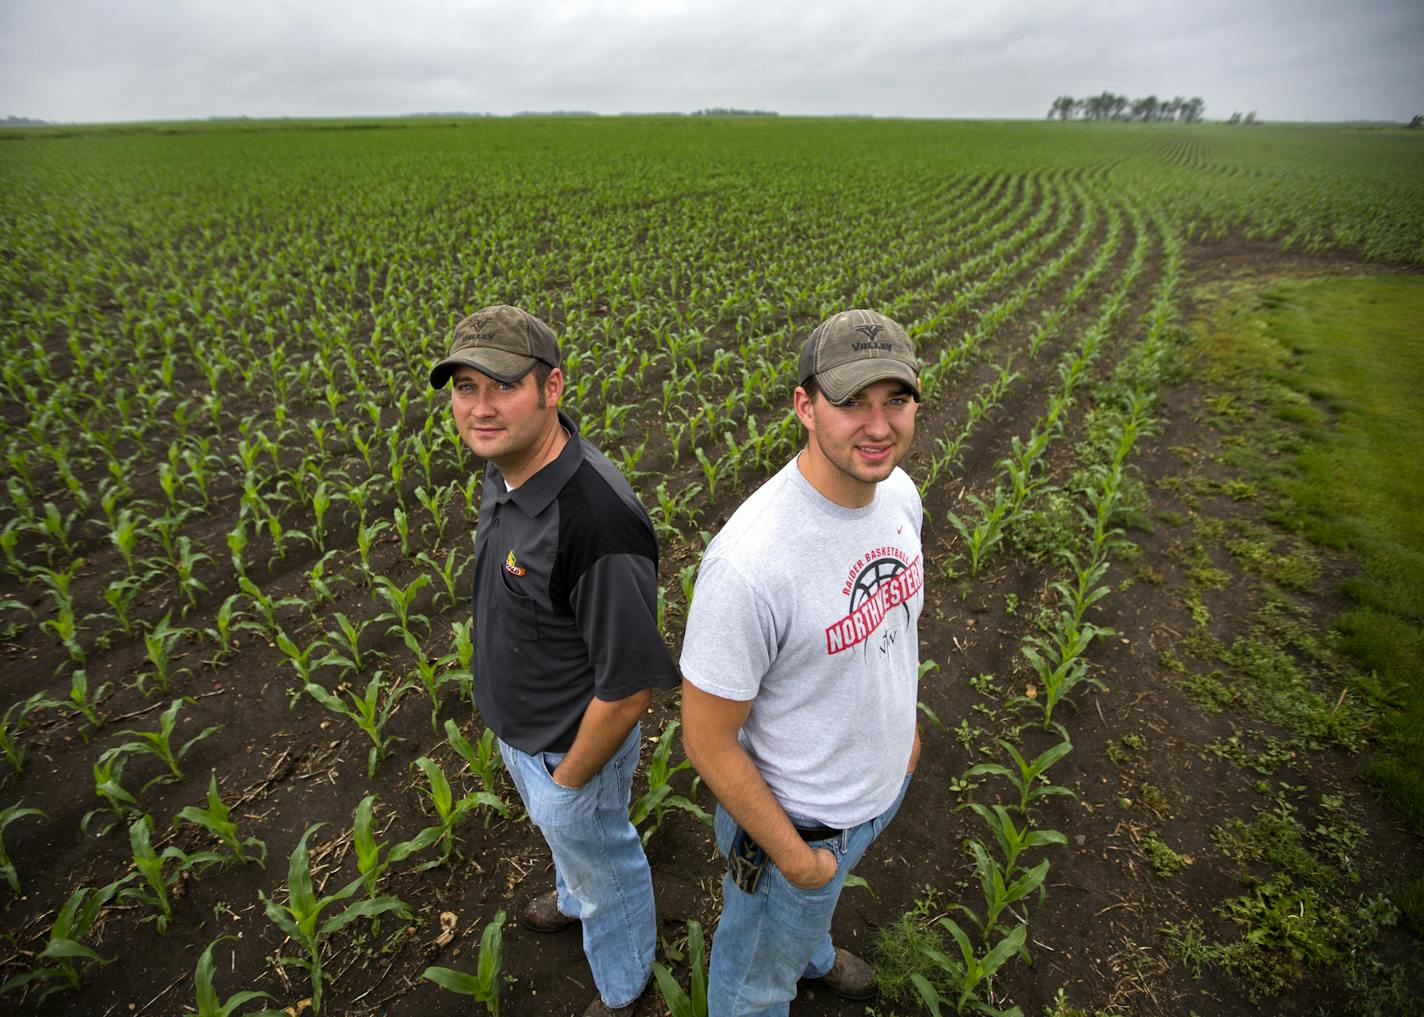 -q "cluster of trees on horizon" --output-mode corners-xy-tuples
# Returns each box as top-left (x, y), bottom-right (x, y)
(1049, 92), (1206, 123)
